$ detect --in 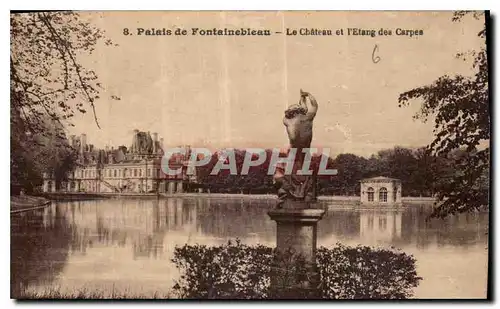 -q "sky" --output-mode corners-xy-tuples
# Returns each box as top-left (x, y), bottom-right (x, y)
(67, 11), (485, 157)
